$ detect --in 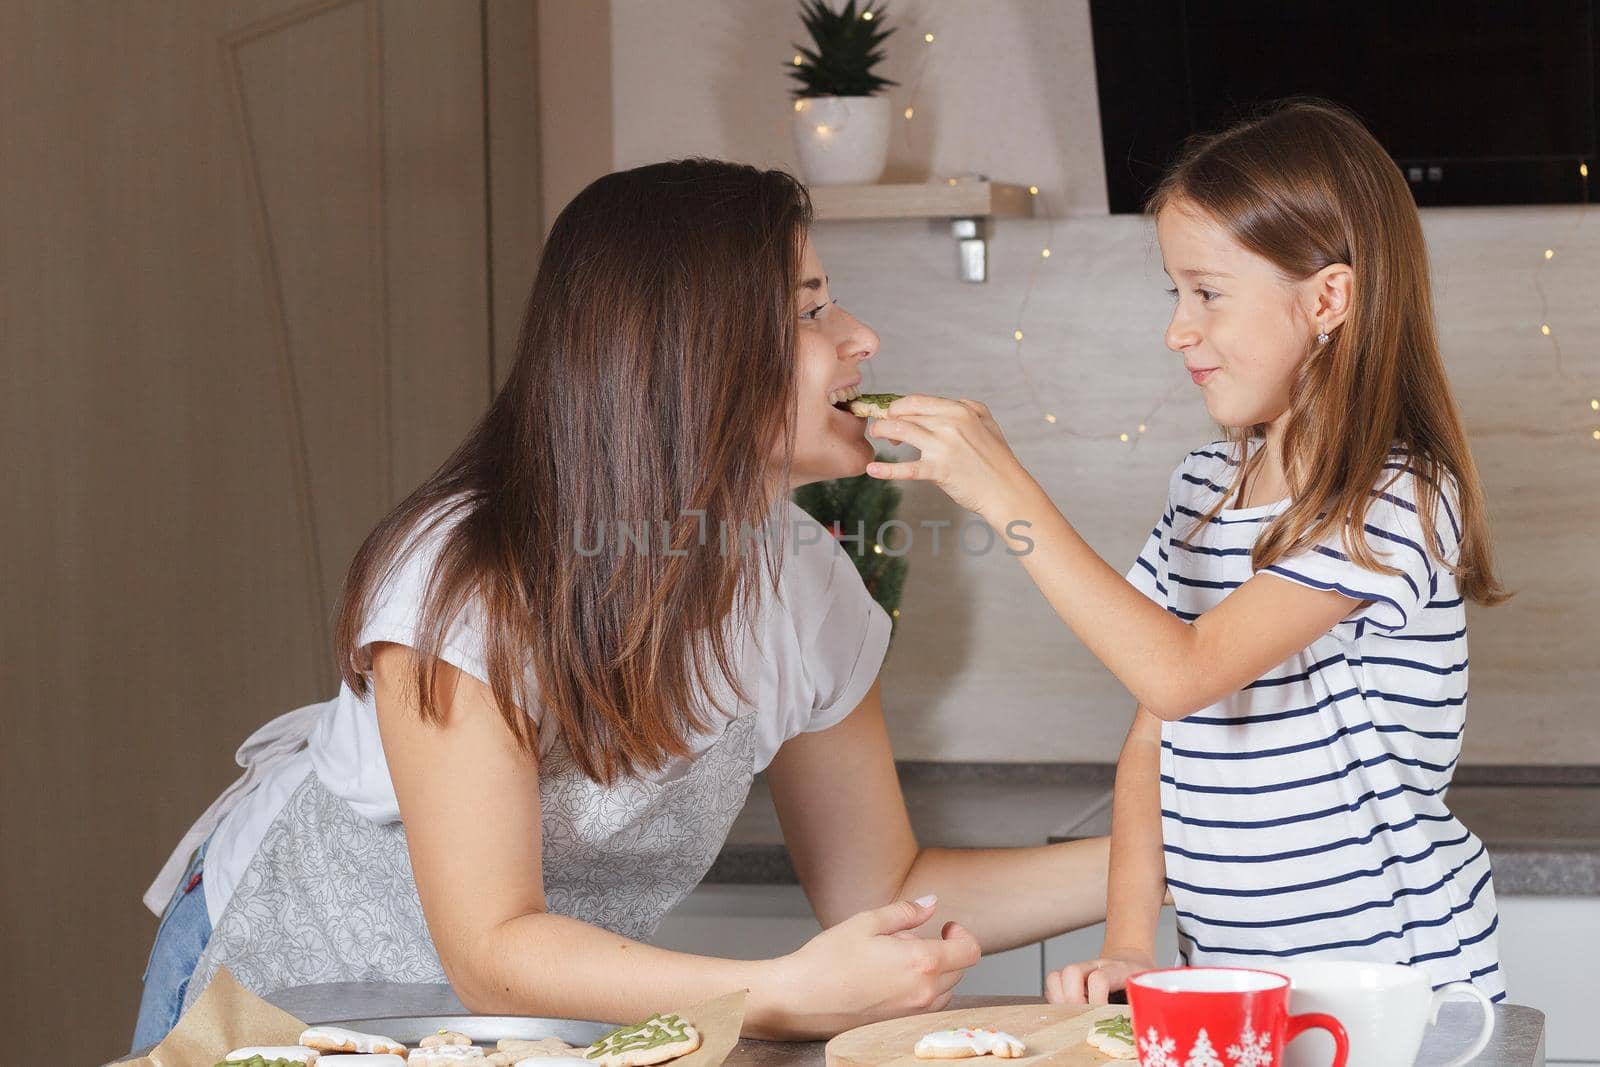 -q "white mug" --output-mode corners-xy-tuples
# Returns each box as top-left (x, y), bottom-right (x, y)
(1274, 961), (1494, 1067)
